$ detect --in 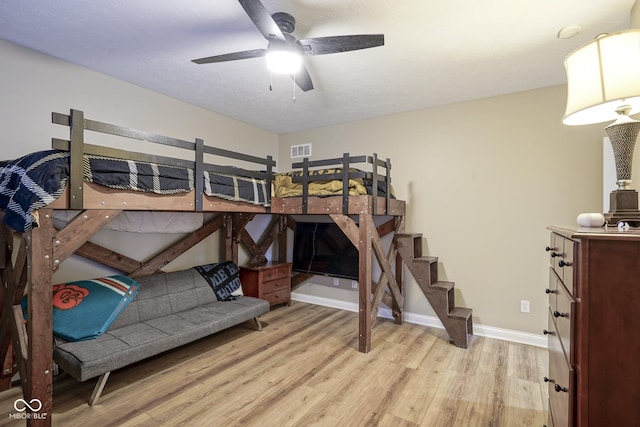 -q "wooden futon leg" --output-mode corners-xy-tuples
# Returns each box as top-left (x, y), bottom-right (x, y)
(89, 371), (111, 406)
